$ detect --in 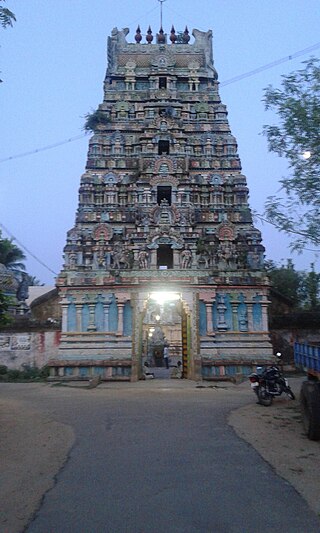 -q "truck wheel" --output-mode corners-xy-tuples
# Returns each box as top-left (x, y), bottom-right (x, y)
(300, 381), (320, 441)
